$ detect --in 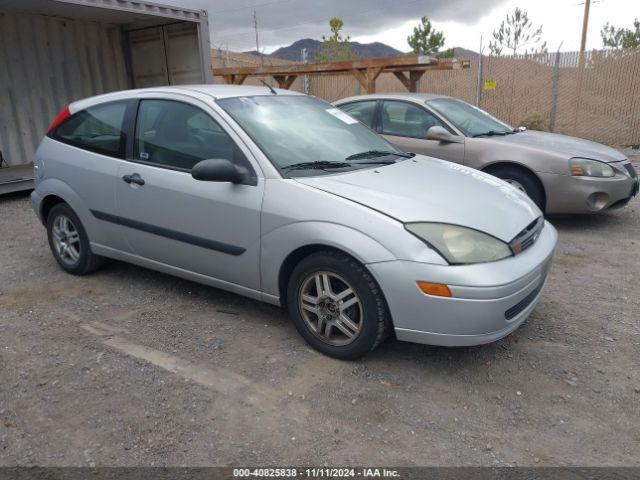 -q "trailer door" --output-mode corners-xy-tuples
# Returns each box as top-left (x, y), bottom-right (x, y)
(128, 23), (204, 88)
